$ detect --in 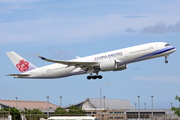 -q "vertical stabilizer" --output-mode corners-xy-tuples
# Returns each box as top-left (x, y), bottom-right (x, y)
(6, 51), (37, 72)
